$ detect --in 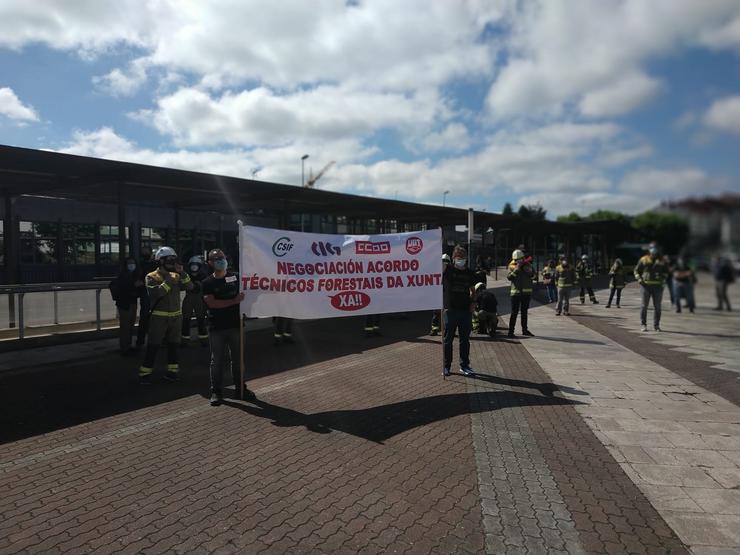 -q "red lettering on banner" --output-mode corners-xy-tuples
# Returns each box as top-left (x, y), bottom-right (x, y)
(355, 241), (391, 255)
(328, 291), (371, 311)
